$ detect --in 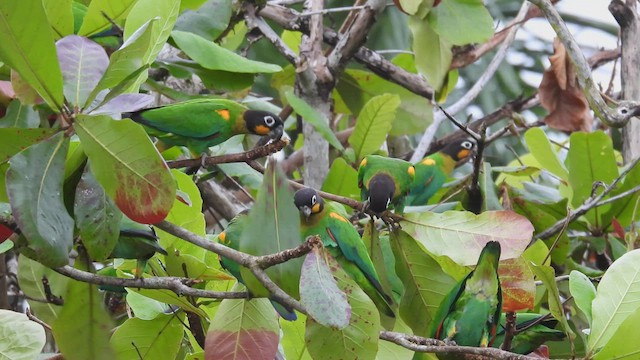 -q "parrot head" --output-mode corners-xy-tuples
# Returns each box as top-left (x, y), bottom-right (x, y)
(367, 174), (396, 213)
(294, 188), (324, 221)
(441, 139), (475, 161)
(244, 110), (284, 139)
